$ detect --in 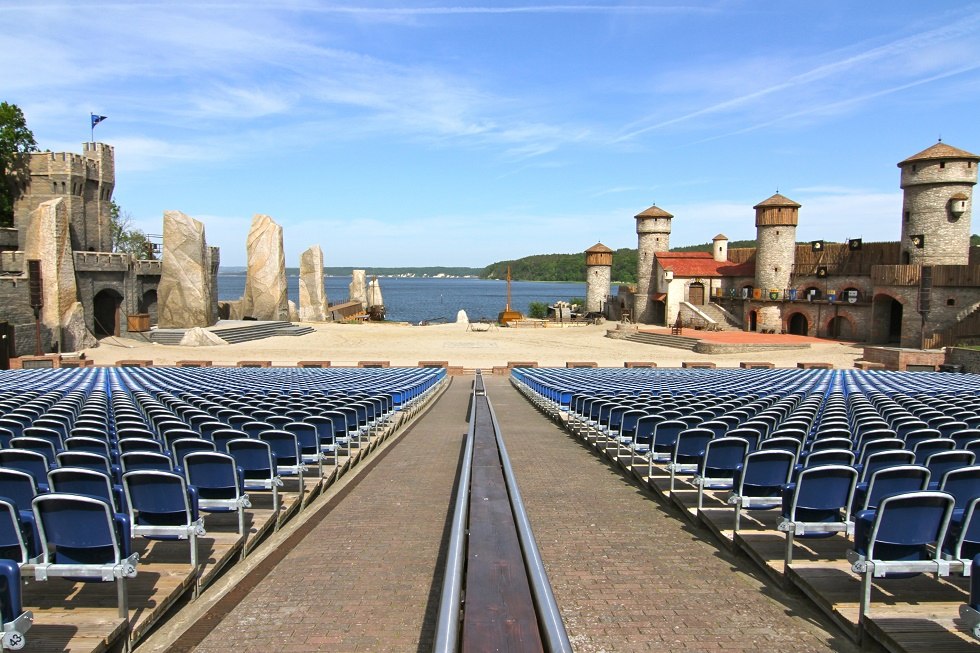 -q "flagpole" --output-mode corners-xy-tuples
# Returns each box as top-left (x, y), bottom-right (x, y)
(90, 114), (94, 142)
